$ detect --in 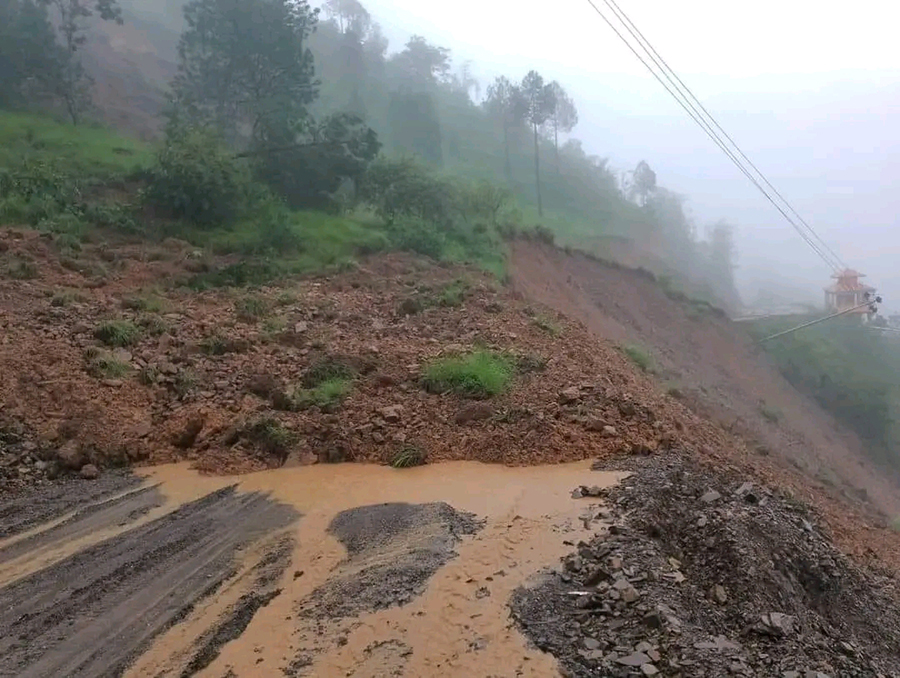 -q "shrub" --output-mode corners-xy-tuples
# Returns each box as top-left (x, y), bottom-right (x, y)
(144, 126), (253, 228)
(422, 350), (513, 399)
(391, 445), (426, 468)
(173, 369), (198, 397)
(386, 216), (447, 260)
(361, 156), (455, 228)
(622, 344), (654, 373)
(514, 353), (548, 373)
(93, 320), (141, 347)
(455, 179), (511, 227)
(200, 332), (229, 355)
(50, 289), (86, 307)
(242, 418), (296, 457)
(139, 365), (161, 385)
(437, 279), (470, 307)
(0, 161), (83, 227)
(86, 352), (131, 378)
(760, 404), (782, 424)
(532, 315), (561, 336)
(253, 113), (380, 212)
(122, 294), (166, 313)
(2, 254), (39, 279)
(138, 314), (169, 336)
(235, 295), (269, 322)
(279, 378), (351, 412)
(302, 357), (358, 388)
